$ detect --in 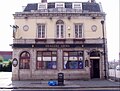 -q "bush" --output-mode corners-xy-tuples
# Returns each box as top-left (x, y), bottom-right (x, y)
(0, 61), (12, 72)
